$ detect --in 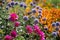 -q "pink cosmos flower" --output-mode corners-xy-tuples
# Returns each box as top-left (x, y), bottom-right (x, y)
(10, 30), (17, 38)
(26, 25), (33, 34)
(4, 35), (12, 40)
(14, 21), (20, 27)
(9, 13), (18, 22)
